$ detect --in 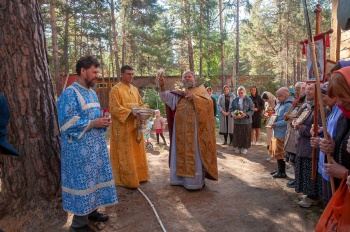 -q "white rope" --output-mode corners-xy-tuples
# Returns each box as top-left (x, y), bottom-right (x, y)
(137, 187), (167, 232)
